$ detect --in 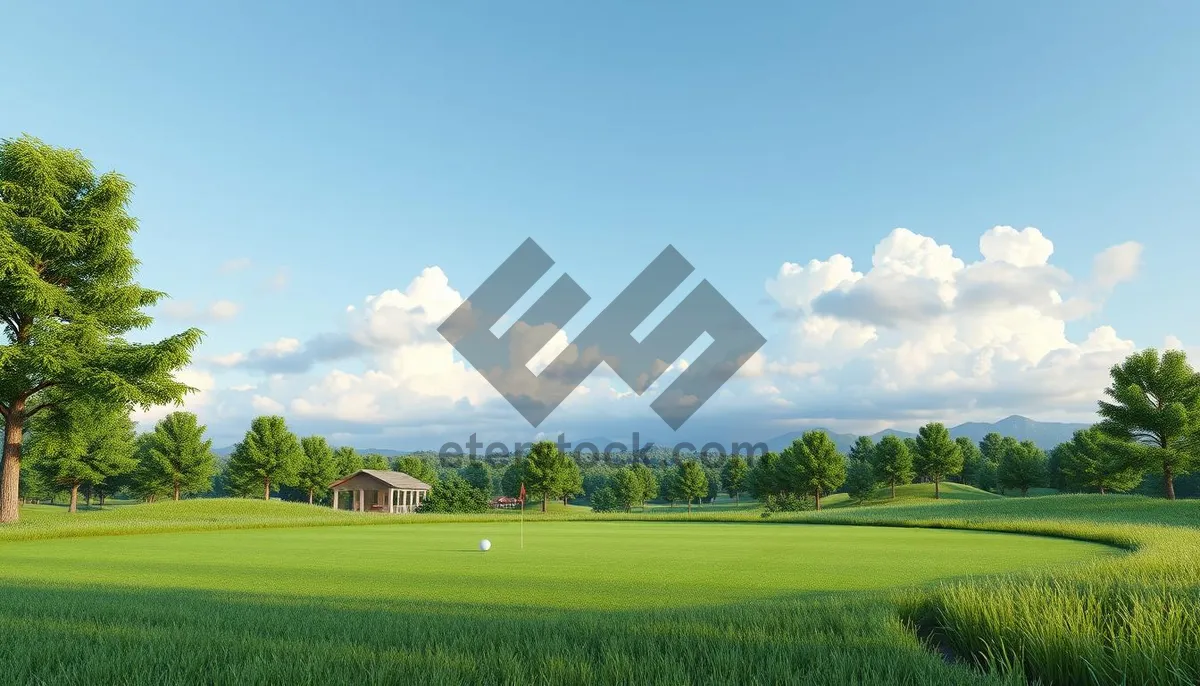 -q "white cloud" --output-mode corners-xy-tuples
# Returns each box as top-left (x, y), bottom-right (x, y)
(251, 395), (285, 414)
(1092, 242), (1143, 290)
(130, 367), (216, 427)
(761, 225), (1143, 422)
(219, 257), (253, 273)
